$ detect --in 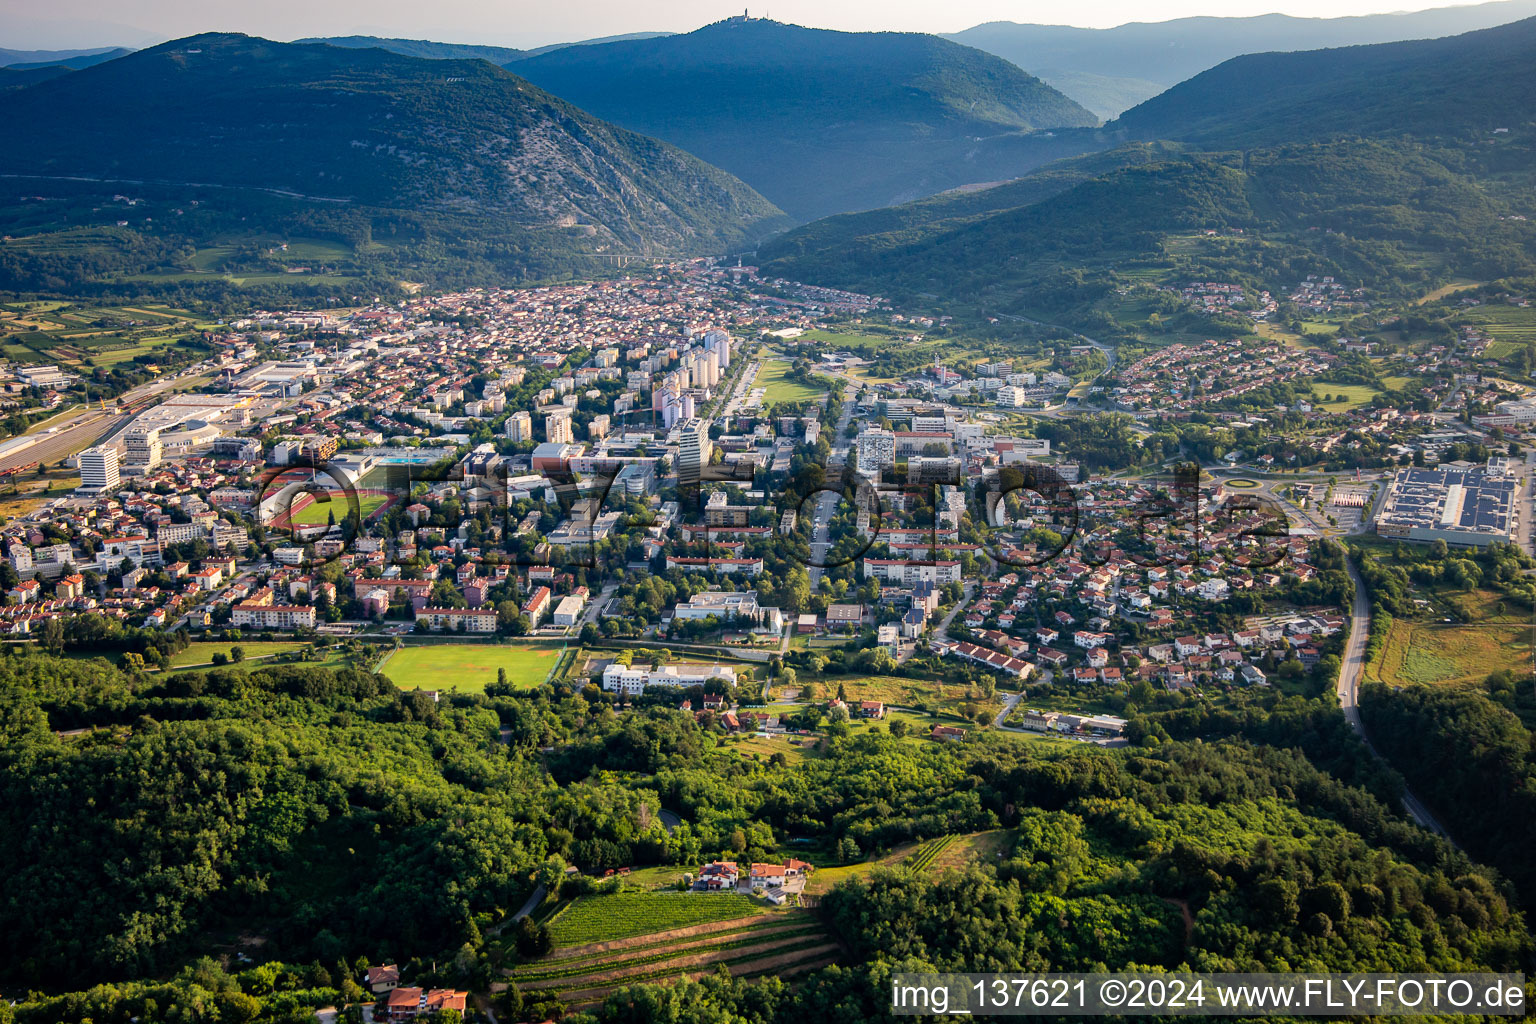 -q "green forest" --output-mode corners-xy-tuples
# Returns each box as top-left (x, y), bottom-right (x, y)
(2, 647), (1532, 1022)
